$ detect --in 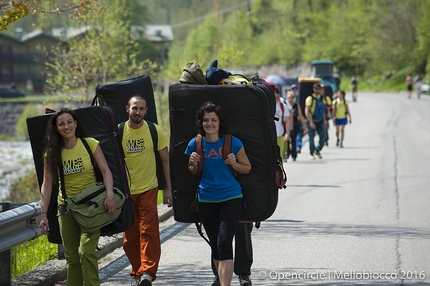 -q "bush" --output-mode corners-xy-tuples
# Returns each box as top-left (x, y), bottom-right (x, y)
(9, 170), (40, 204)
(15, 104), (41, 140)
